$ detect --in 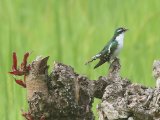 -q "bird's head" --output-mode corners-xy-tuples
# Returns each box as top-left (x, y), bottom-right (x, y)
(114, 27), (128, 36)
